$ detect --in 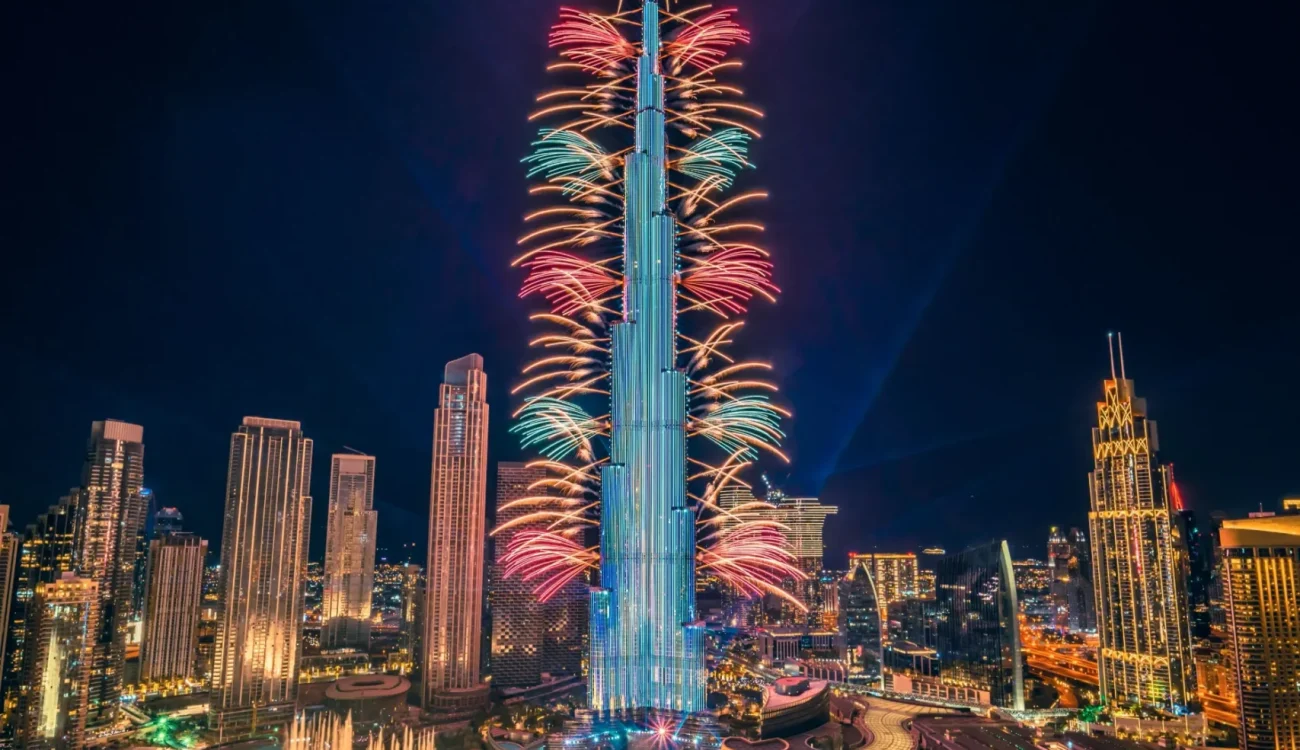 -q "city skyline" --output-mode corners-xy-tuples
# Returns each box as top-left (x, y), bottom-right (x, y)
(4, 0), (1298, 745)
